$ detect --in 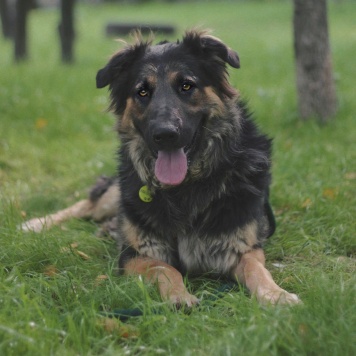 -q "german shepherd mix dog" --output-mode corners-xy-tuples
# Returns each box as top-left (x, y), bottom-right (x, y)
(22, 30), (300, 306)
